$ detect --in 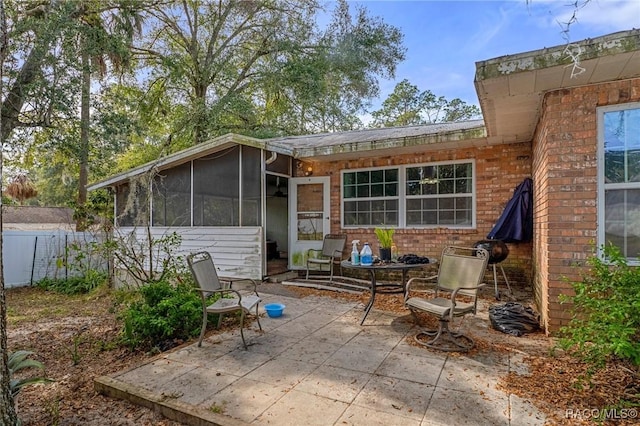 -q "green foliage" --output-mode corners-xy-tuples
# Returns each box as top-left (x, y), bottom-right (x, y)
(371, 78), (481, 127)
(64, 332), (84, 366)
(558, 244), (640, 368)
(103, 230), (186, 286)
(374, 227), (395, 248)
(35, 270), (108, 295)
(8, 350), (52, 399)
(119, 280), (205, 350)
